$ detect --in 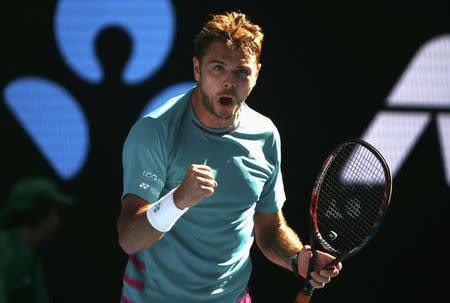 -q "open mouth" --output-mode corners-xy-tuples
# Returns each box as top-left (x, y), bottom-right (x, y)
(219, 96), (233, 106)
